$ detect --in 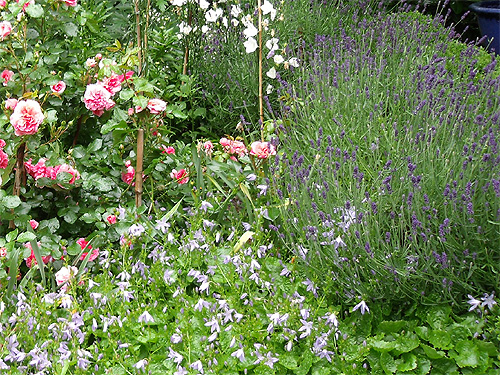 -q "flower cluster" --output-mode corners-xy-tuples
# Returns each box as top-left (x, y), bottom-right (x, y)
(24, 158), (80, 186)
(83, 56), (134, 117)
